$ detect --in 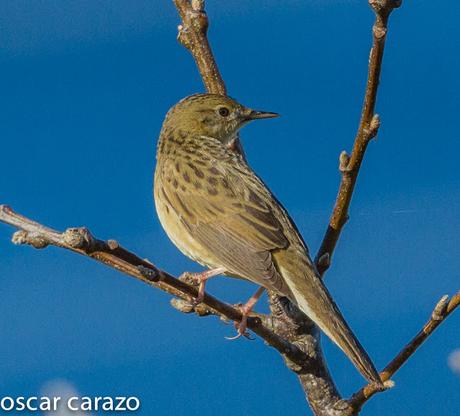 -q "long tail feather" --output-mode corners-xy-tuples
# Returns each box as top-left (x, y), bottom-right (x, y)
(287, 268), (382, 384)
